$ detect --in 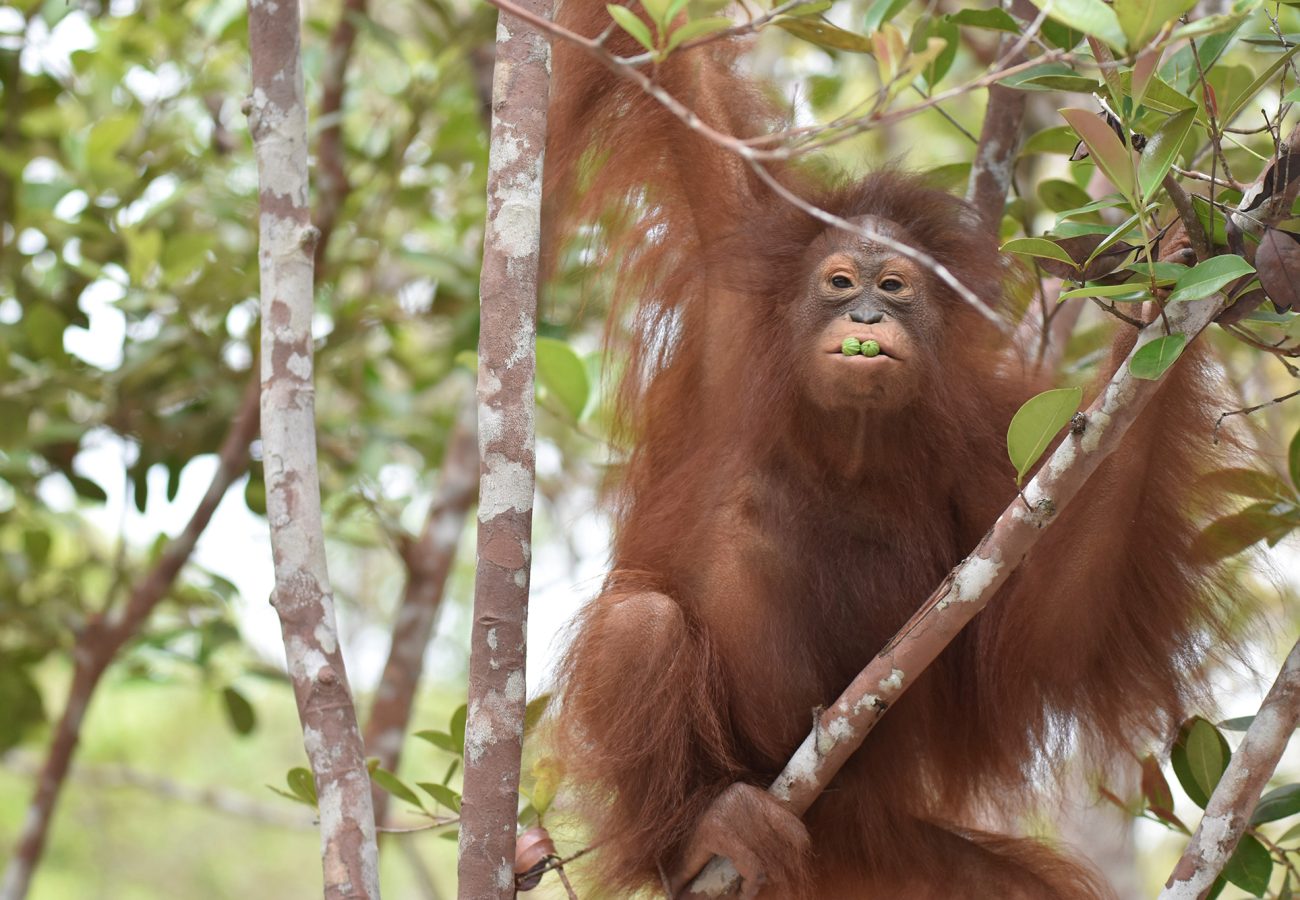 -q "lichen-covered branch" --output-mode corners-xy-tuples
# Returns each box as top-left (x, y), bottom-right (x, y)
(0, 373), (260, 900)
(247, 1), (379, 897)
(365, 391), (477, 824)
(966, 0), (1041, 228)
(313, 0), (367, 274)
(456, 2), (551, 896)
(1160, 639), (1300, 900)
